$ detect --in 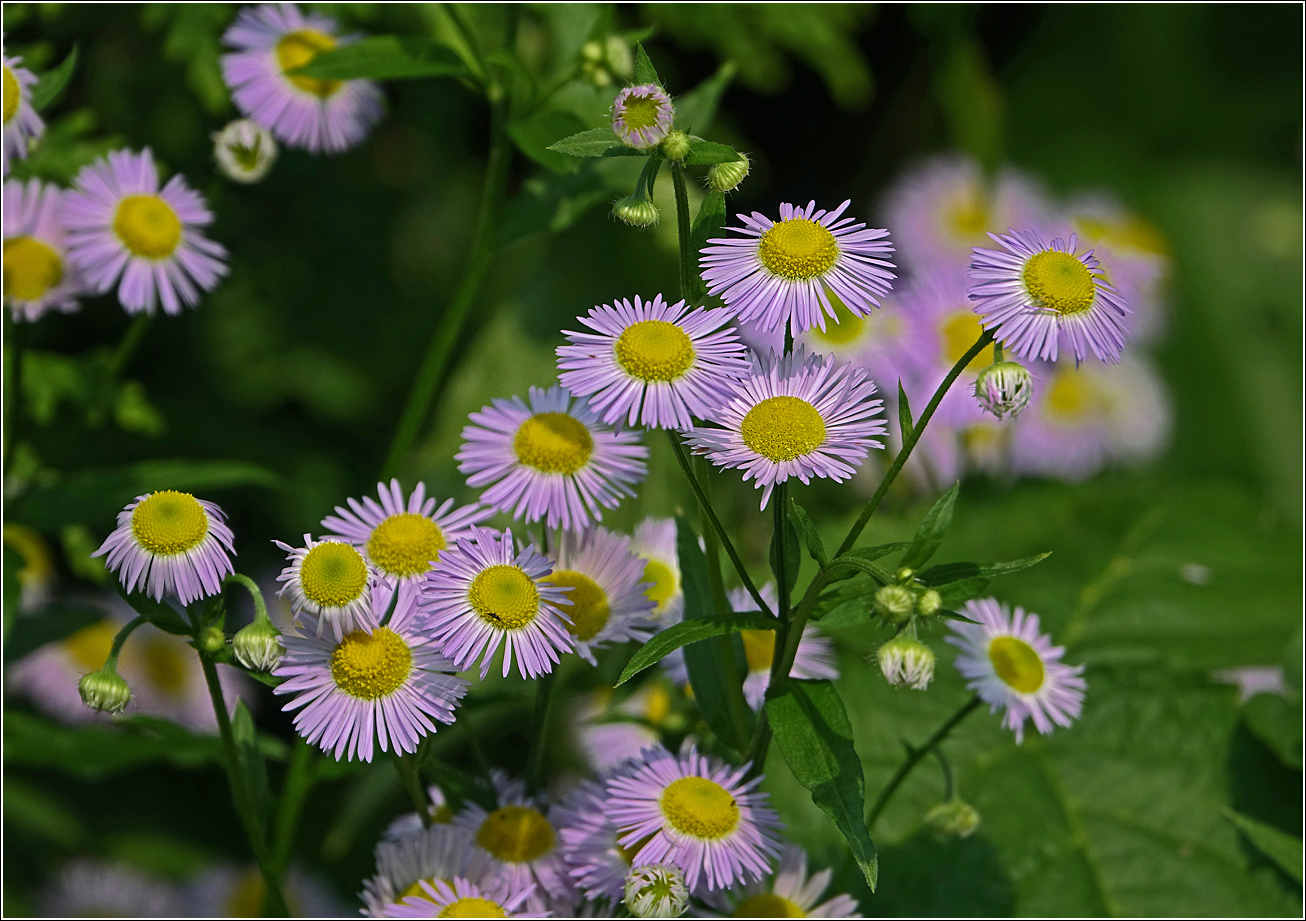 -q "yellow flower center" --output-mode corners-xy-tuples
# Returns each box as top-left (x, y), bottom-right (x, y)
(939, 310), (996, 372)
(641, 559), (678, 615)
(620, 93), (663, 130)
(513, 412), (594, 475)
(367, 513), (446, 578)
(113, 195), (183, 260)
(3, 236), (64, 301)
(2, 66), (19, 124)
(733, 893), (807, 917)
(1022, 250), (1095, 315)
(1075, 214), (1168, 257)
(614, 320), (696, 382)
(948, 193), (989, 240)
(330, 627), (412, 700)
(398, 877), (447, 904)
(475, 805), (555, 863)
(543, 569), (609, 641)
(138, 636), (191, 695)
(740, 629), (776, 673)
(64, 621), (117, 672)
(808, 291), (864, 345)
(1043, 368), (1106, 424)
(130, 491), (209, 556)
(988, 636), (1045, 694)
(660, 776), (740, 839)
(440, 897), (507, 918)
(299, 541), (369, 607)
(275, 28), (343, 98)
(740, 396), (826, 462)
(758, 217), (839, 281)
(469, 565), (540, 630)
